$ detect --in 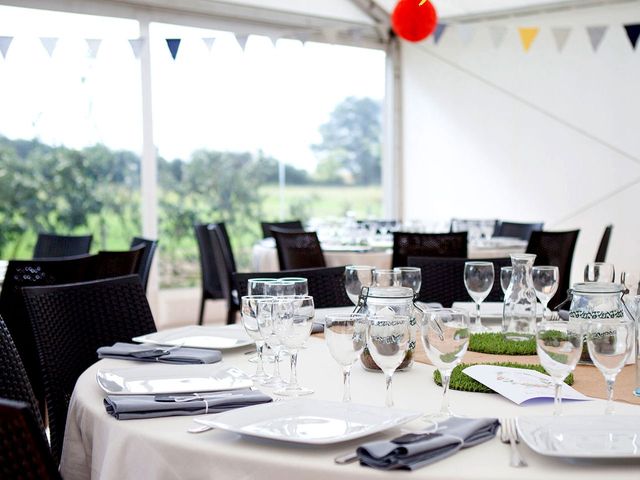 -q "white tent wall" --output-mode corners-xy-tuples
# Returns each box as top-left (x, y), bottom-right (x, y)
(401, 2), (640, 287)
